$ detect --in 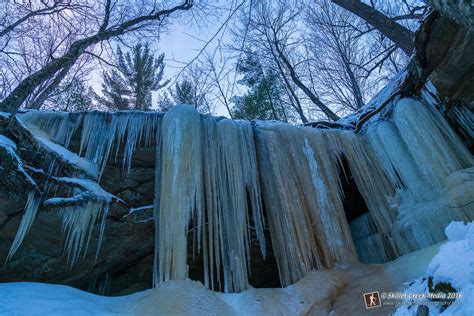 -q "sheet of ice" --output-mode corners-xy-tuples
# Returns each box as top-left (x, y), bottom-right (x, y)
(254, 122), (357, 287)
